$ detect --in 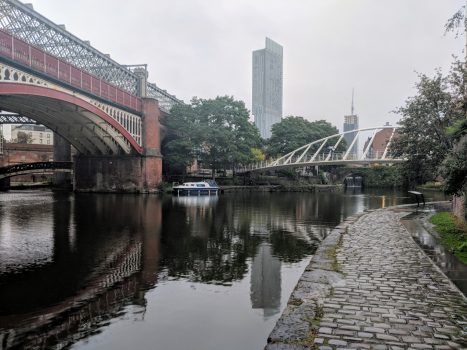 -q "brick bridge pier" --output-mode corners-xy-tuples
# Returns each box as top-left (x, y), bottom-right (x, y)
(73, 98), (162, 193)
